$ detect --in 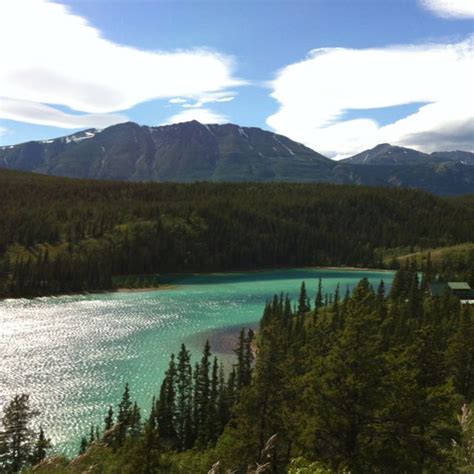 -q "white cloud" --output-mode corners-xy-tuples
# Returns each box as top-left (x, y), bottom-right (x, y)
(0, 126), (8, 137)
(169, 98), (188, 104)
(421, 0), (474, 18)
(267, 37), (474, 158)
(0, 98), (127, 129)
(182, 92), (235, 108)
(0, 0), (241, 128)
(163, 108), (228, 124)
